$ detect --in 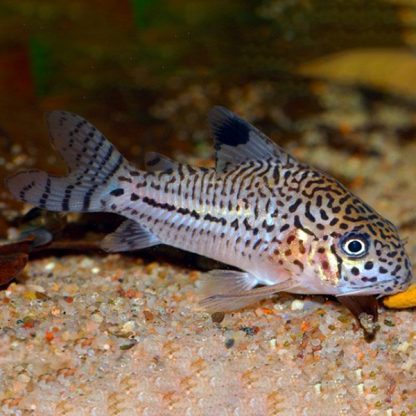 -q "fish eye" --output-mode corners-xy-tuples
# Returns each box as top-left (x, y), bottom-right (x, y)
(340, 234), (369, 258)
